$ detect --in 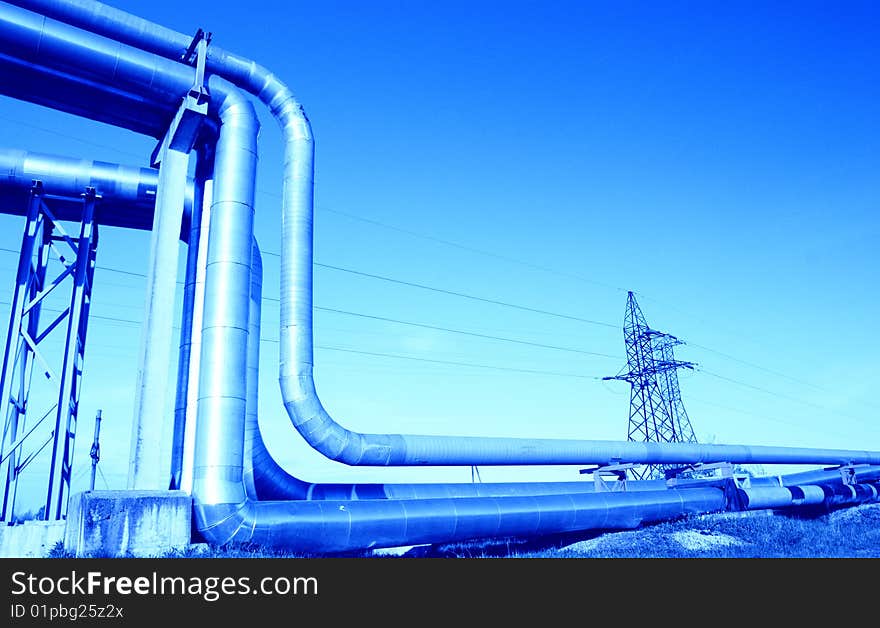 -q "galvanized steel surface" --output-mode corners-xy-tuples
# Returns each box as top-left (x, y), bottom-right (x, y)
(0, 148), (193, 233)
